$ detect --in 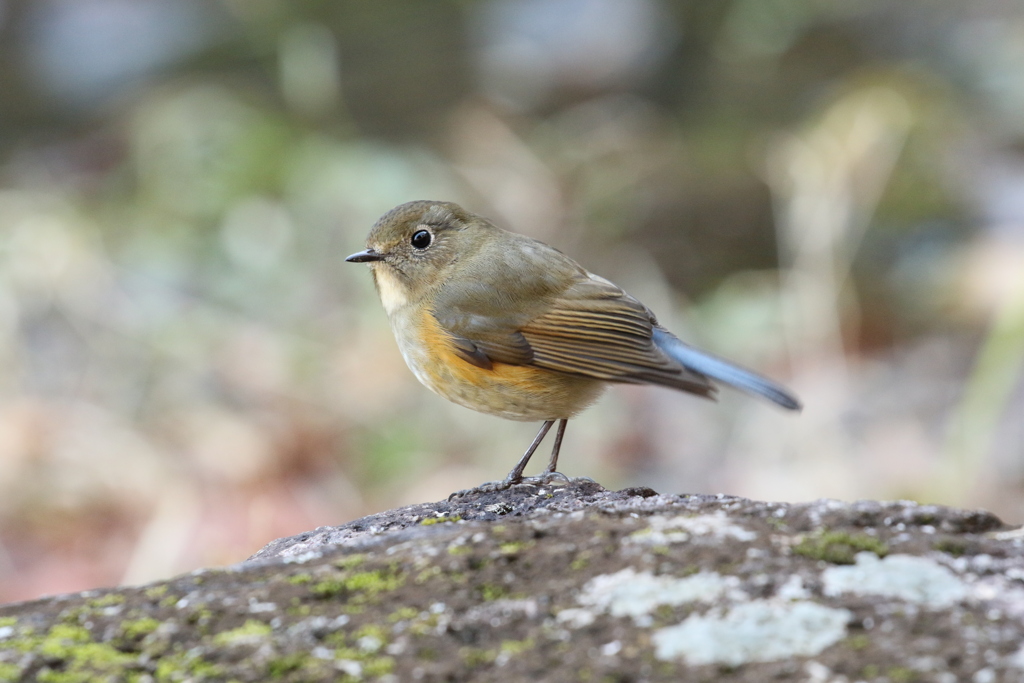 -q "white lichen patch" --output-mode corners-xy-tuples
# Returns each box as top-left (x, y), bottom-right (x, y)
(776, 574), (810, 601)
(566, 568), (739, 626)
(966, 573), (1024, 624)
(247, 598), (277, 613)
(652, 600), (852, 666)
(282, 550), (323, 564)
(991, 526), (1024, 542)
(336, 660), (363, 677)
(357, 634), (382, 652)
(822, 553), (968, 608)
(1009, 642), (1024, 669)
(628, 513), (757, 545)
(555, 608), (596, 629)
(462, 598), (539, 626)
